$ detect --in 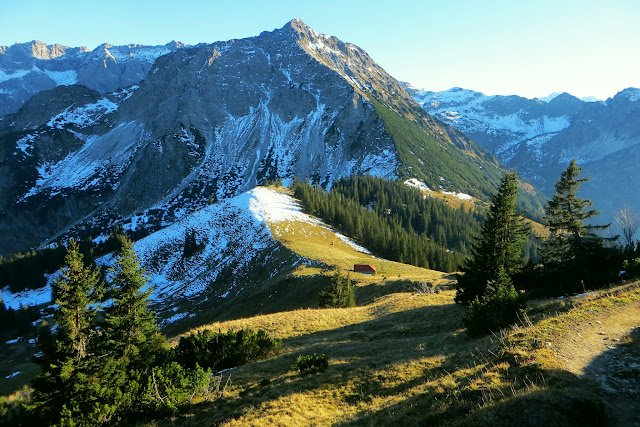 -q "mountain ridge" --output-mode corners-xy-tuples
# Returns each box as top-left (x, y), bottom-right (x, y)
(407, 84), (640, 224)
(0, 19), (530, 257)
